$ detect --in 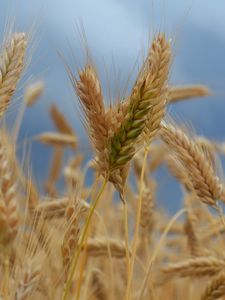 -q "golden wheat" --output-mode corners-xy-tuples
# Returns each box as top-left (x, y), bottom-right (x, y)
(0, 26), (224, 300)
